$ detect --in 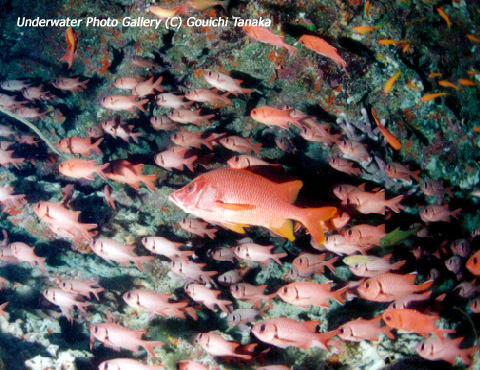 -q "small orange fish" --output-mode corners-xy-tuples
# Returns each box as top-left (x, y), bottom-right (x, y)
(365, 0), (371, 17)
(468, 70), (480, 75)
(58, 26), (78, 69)
(467, 34), (480, 43)
(178, 218), (218, 239)
(405, 79), (421, 90)
(353, 25), (380, 35)
(378, 39), (407, 46)
(459, 78), (478, 86)
(436, 7), (451, 29)
(383, 308), (455, 338)
(277, 281), (347, 308)
(250, 105), (306, 130)
(420, 92), (448, 102)
(299, 34), (347, 72)
(371, 108), (402, 150)
(438, 80), (460, 90)
(106, 159), (156, 191)
(428, 72), (442, 78)
(196, 332), (253, 361)
(384, 71), (401, 93)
